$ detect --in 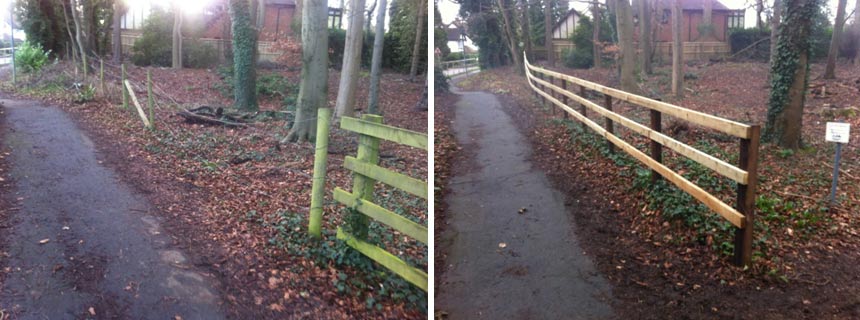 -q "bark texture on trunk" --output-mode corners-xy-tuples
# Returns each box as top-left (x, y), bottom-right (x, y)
(367, 0), (387, 114)
(112, 1), (123, 64)
(286, 0), (329, 142)
(615, 0), (637, 93)
(671, 0), (683, 97)
(408, 0), (427, 82)
(592, 1), (601, 68)
(823, 0), (847, 79)
(521, 0), (532, 60)
(499, 0), (524, 74)
(229, 0), (259, 111)
(172, 5), (183, 69)
(334, 0), (367, 117)
(769, 0), (781, 64)
(638, 0), (651, 73)
(545, 0), (554, 65)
